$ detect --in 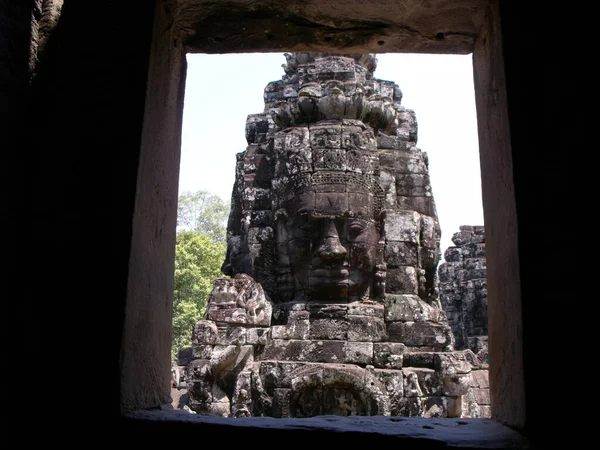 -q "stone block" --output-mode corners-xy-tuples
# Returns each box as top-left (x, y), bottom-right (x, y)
(342, 341), (373, 365)
(246, 113), (270, 143)
(211, 345), (254, 371)
(216, 325), (247, 345)
(232, 371), (253, 417)
(309, 318), (348, 340)
(241, 187), (271, 210)
(373, 342), (405, 369)
(384, 210), (420, 243)
(378, 170), (397, 208)
(272, 388), (292, 418)
(442, 373), (471, 396)
(379, 81), (395, 98)
(419, 215), (439, 249)
(419, 246), (440, 272)
(470, 369), (490, 388)
(255, 361), (284, 394)
(205, 305), (247, 326)
(403, 352), (436, 369)
(434, 352), (473, 374)
(376, 133), (409, 150)
(346, 192), (375, 217)
(283, 84), (298, 98)
(387, 321), (453, 349)
(192, 320), (218, 345)
(287, 364), (324, 391)
(442, 247), (462, 262)
(322, 364), (365, 390)
(396, 195), (437, 217)
(186, 359), (211, 382)
(396, 173), (432, 196)
(263, 339), (373, 365)
(373, 368), (404, 414)
(256, 140), (273, 155)
(313, 148), (347, 171)
(346, 150), (378, 174)
(384, 294), (444, 322)
(309, 122), (342, 148)
(347, 315), (387, 342)
(394, 153), (428, 174)
(452, 229), (485, 246)
(385, 241), (418, 267)
(347, 301), (384, 317)
(249, 210), (272, 227)
(271, 310), (310, 340)
(247, 154), (275, 188)
(192, 344), (214, 360)
(386, 267), (419, 295)
(307, 303), (348, 319)
(447, 397), (463, 418)
(463, 243), (486, 258)
(471, 387), (491, 405)
(246, 328), (269, 345)
(342, 129), (377, 151)
(397, 397), (422, 416)
(261, 339), (314, 362)
(421, 396), (448, 418)
(284, 126), (310, 149)
(407, 367), (443, 396)
(478, 405), (492, 418)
